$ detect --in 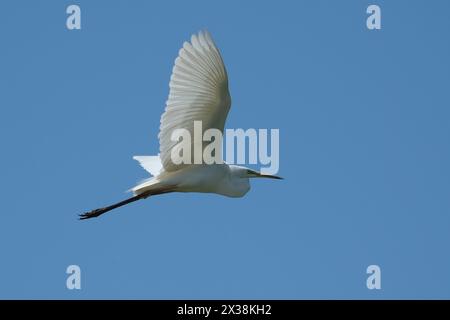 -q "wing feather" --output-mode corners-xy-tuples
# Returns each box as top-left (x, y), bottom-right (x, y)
(158, 31), (231, 171)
